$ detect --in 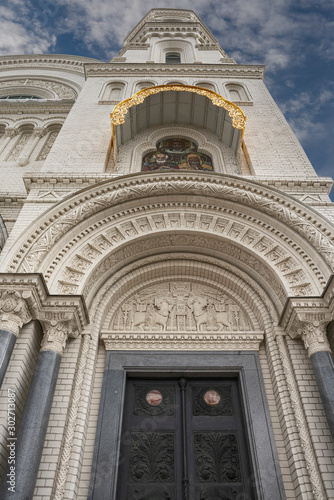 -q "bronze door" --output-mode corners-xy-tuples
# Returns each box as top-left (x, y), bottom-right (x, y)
(117, 378), (255, 500)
